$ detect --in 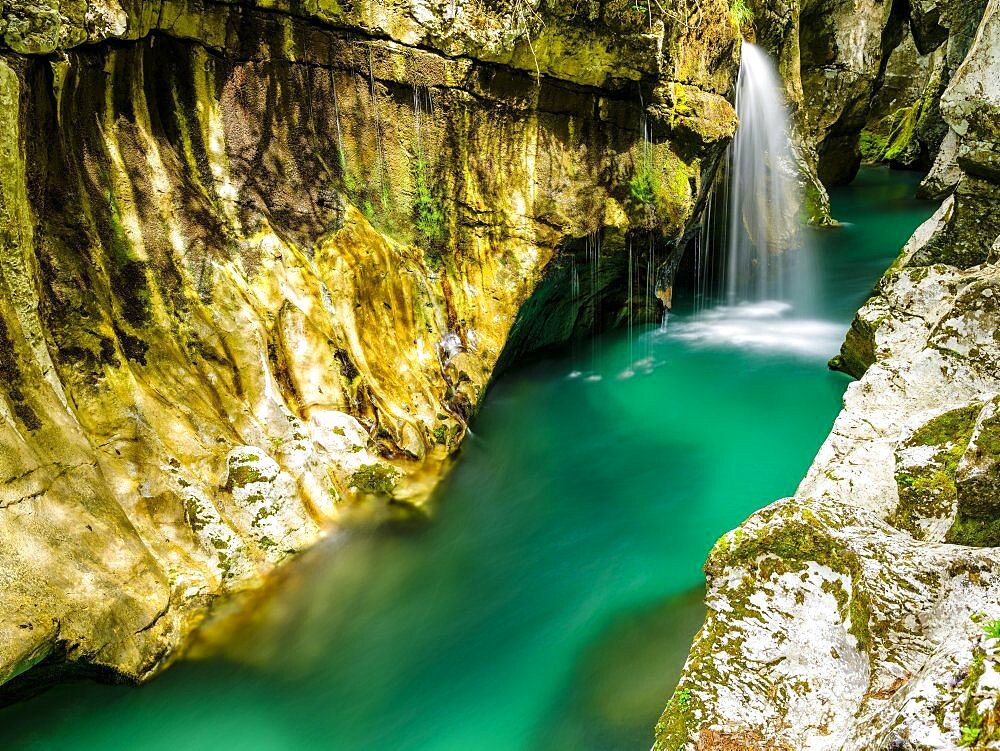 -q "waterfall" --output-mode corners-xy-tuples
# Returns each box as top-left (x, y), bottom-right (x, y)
(724, 42), (808, 307)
